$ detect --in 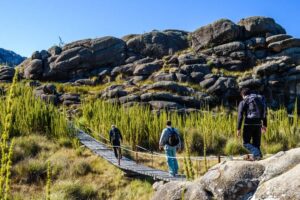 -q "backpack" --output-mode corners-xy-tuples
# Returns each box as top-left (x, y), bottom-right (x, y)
(167, 128), (180, 147)
(245, 94), (266, 119)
